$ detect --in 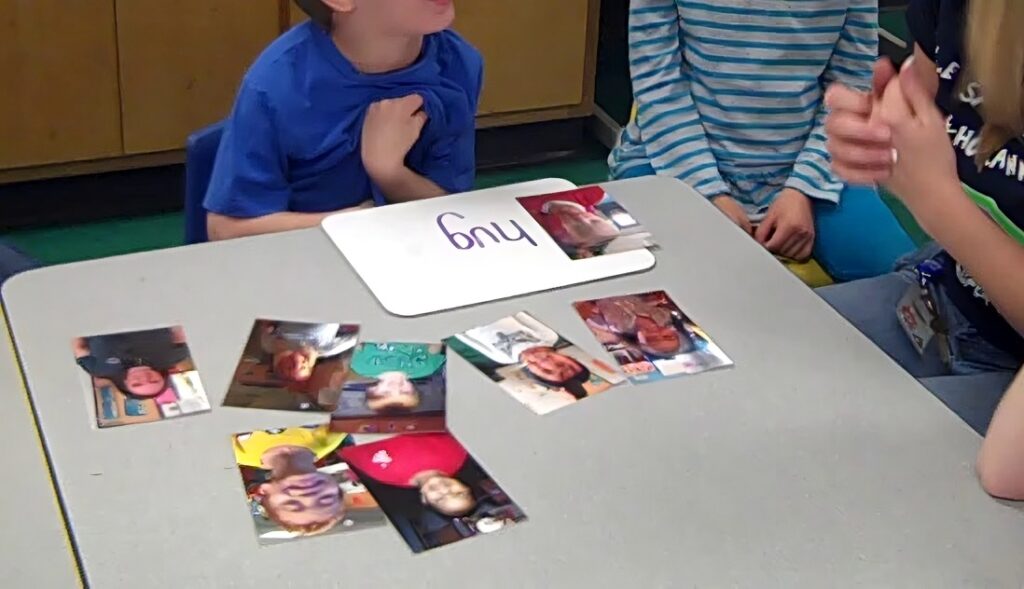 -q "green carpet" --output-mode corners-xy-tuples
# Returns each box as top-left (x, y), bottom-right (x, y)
(6, 147), (928, 267)
(6, 154), (613, 265)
